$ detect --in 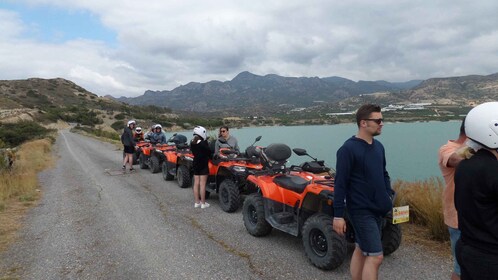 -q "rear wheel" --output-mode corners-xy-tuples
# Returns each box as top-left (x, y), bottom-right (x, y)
(242, 193), (272, 236)
(382, 222), (402, 256)
(302, 214), (347, 270)
(218, 179), (240, 213)
(139, 153), (148, 169)
(177, 165), (192, 188)
(150, 155), (161, 173)
(132, 152), (139, 165)
(162, 162), (174, 181)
